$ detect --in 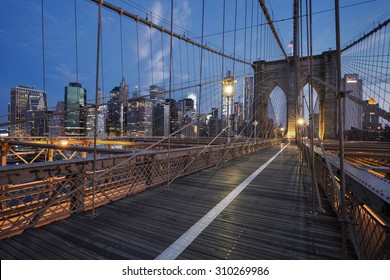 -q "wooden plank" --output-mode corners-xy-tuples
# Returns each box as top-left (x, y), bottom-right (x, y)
(0, 144), (351, 259)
